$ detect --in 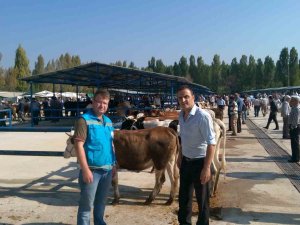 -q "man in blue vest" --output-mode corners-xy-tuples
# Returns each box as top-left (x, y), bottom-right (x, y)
(73, 89), (116, 225)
